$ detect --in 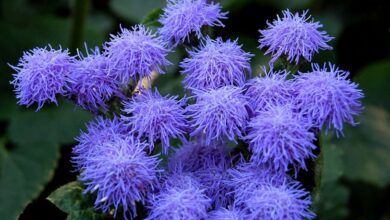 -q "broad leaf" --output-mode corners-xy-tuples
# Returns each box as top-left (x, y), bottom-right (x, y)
(0, 141), (60, 220)
(48, 181), (109, 220)
(8, 101), (91, 146)
(109, 0), (165, 23)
